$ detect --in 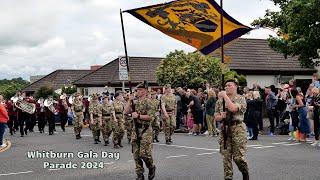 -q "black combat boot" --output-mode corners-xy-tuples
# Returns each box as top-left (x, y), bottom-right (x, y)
(154, 136), (159, 143)
(104, 140), (109, 146)
(165, 139), (170, 145)
(118, 140), (123, 147)
(128, 138), (131, 144)
(243, 172), (249, 180)
(97, 136), (101, 142)
(94, 139), (98, 144)
(169, 138), (173, 144)
(114, 144), (120, 149)
(148, 165), (156, 180)
(76, 135), (81, 139)
(136, 174), (144, 180)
